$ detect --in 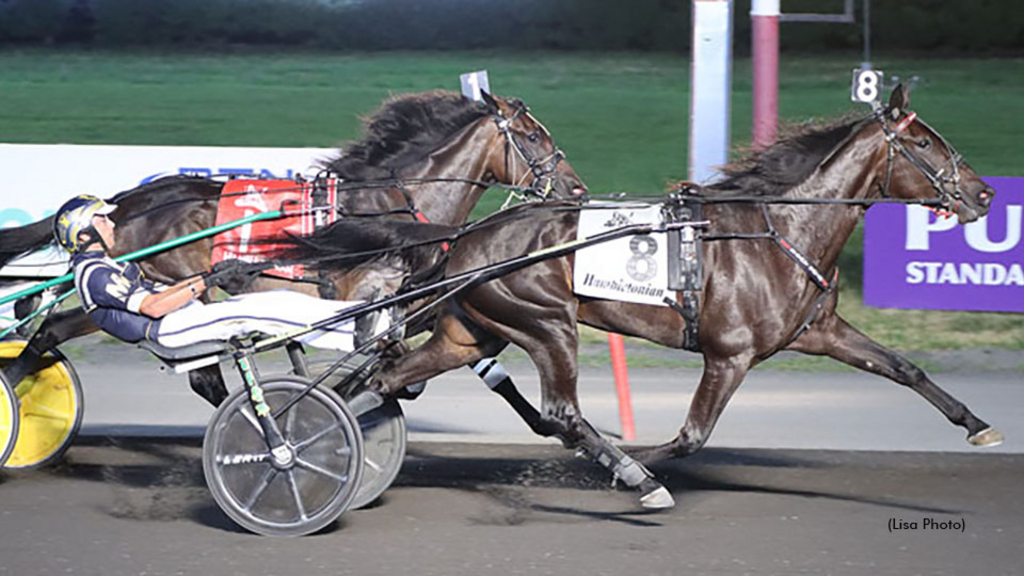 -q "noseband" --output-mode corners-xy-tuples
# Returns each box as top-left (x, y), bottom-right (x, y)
(877, 109), (965, 211)
(492, 102), (567, 200)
